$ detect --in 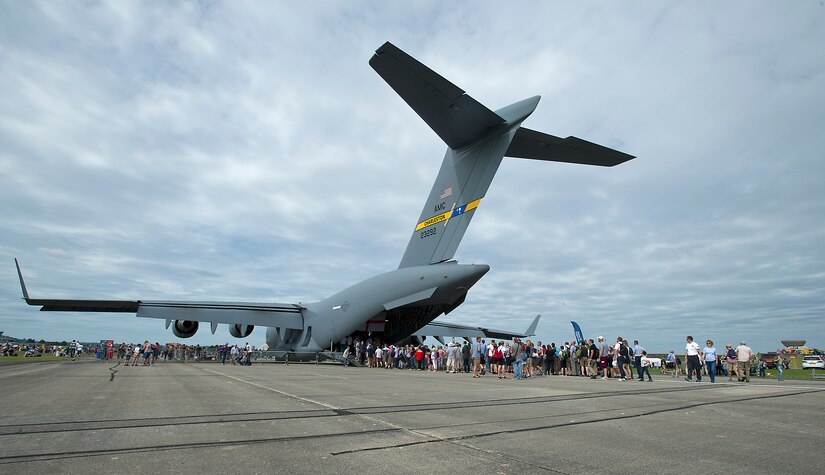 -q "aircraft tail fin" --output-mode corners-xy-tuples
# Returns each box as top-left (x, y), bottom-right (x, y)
(369, 42), (506, 150)
(371, 43), (538, 268)
(371, 42), (634, 269)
